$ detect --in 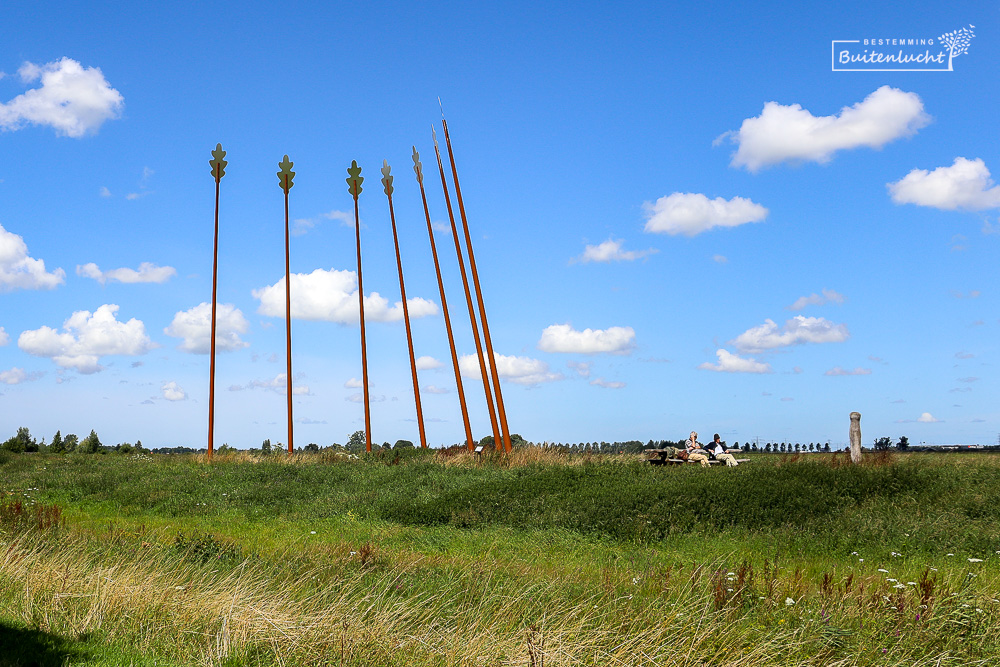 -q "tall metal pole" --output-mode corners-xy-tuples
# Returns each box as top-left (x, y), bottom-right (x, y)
(278, 155), (295, 454)
(347, 161), (372, 452)
(207, 144), (227, 461)
(432, 129), (502, 449)
(382, 161), (428, 449)
(441, 119), (512, 453)
(412, 147), (475, 451)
